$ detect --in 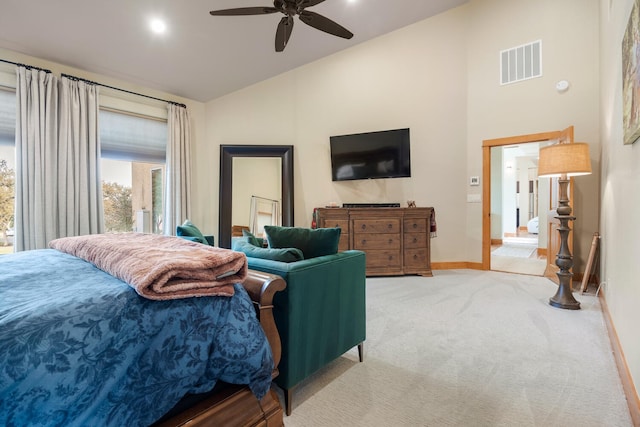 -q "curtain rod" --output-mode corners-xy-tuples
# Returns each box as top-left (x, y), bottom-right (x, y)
(0, 59), (186, 108)
(61, 73), (186, 108)
(0, 58), (52, 73)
